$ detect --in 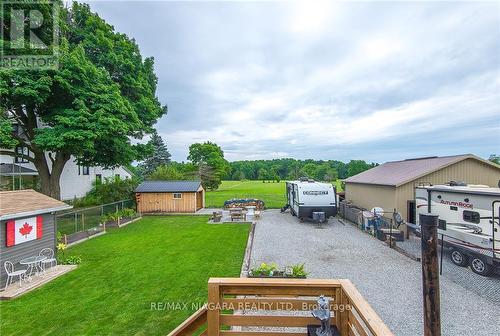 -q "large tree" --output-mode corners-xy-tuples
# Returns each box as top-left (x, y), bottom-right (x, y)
(0, 2), (166, 199)
(140, 131), (171, 176)
(188, 141), (229, 190)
